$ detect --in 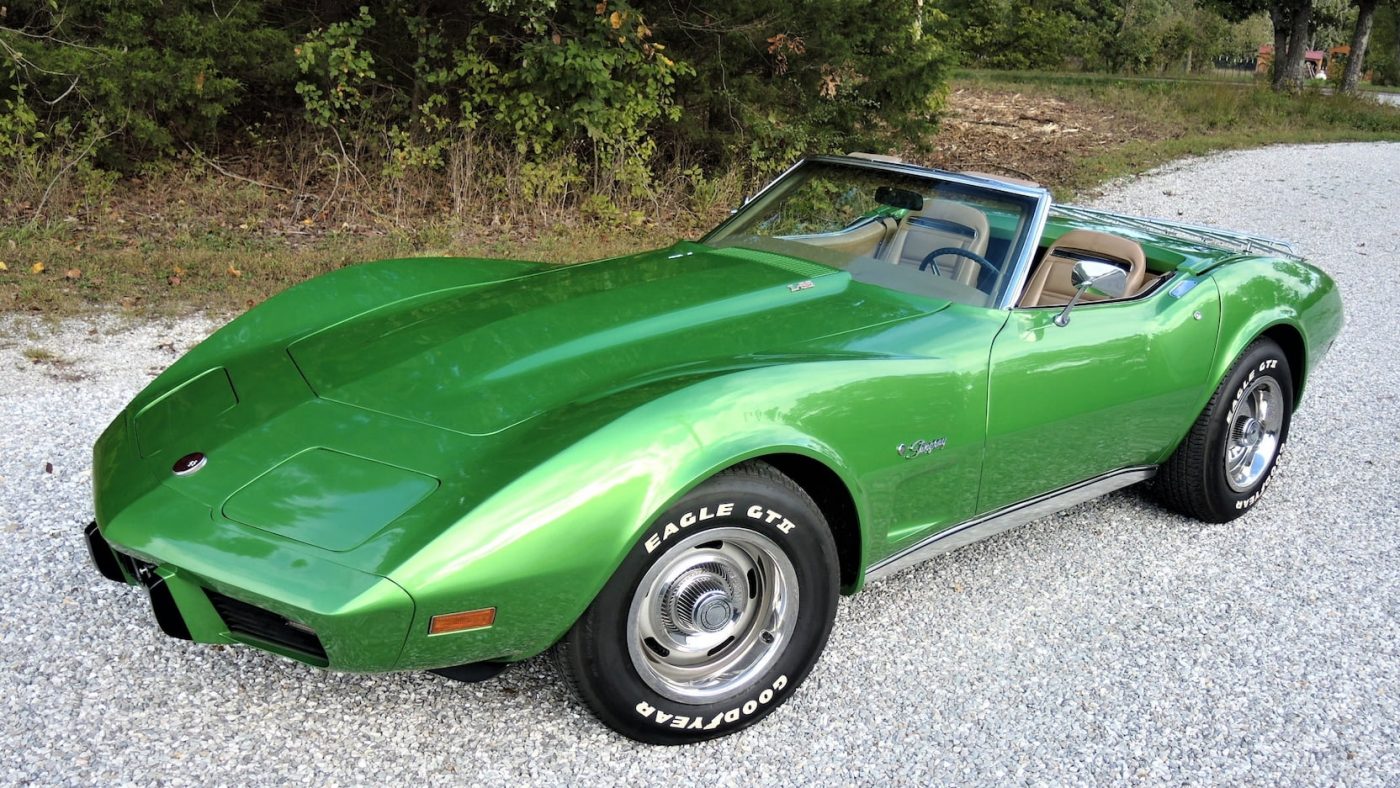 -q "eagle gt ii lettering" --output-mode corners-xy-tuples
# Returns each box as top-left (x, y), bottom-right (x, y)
(85, 154), (1341, 745)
